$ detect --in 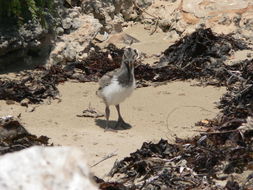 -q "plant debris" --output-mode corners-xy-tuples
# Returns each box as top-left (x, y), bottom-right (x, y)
(0, 116), (50, 155)
(136, 28), (250, 86)
(0, 28), (249, 104)
(95, 29), (253, 189)
(162, 28), (248, 66)
(0, 44), (124, 104)
(77, 105), (104, 118)
(0, 65), (67, 103)
(1, 27), (253, 189)
(96, 131), (253, 189)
